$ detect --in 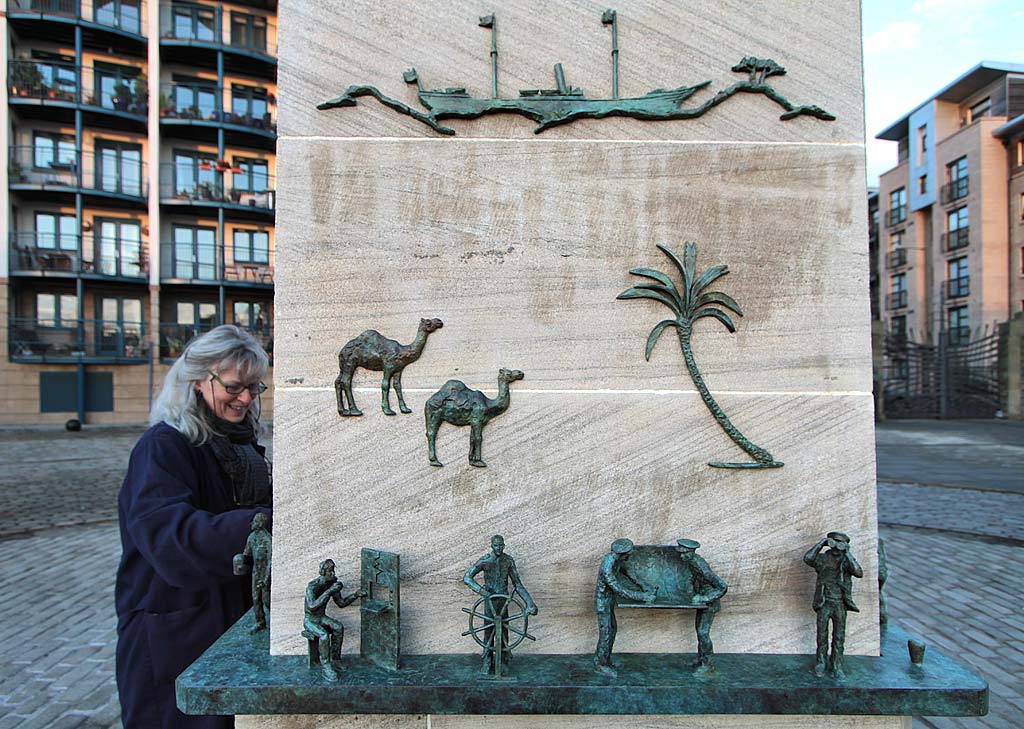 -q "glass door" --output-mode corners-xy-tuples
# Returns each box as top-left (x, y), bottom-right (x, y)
(96, 142), (142, 196)
(98, 219), (142, 277)
(173, 226), (217, 280)
(97, 297), (142, 356)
